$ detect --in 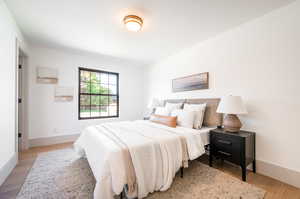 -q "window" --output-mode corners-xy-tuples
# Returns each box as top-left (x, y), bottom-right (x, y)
(78, 67), (119, 119)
